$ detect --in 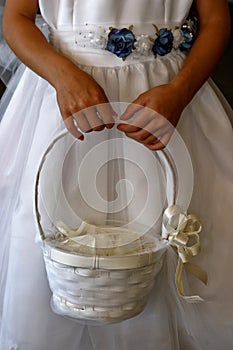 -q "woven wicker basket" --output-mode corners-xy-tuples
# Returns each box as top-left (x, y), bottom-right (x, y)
(35, 130), (178, 325)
